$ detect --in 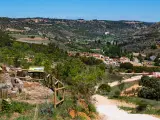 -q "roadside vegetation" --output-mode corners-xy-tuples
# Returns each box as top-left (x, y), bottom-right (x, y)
(0, 30), (101, 119)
